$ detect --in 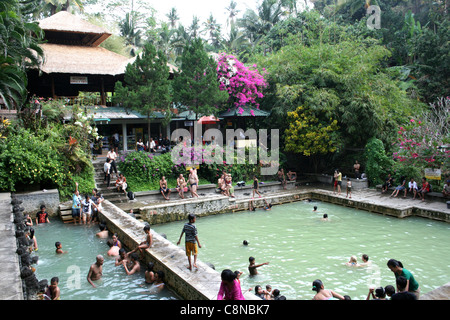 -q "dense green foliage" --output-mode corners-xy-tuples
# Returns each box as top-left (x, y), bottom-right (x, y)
(172, 38), (228, 118)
